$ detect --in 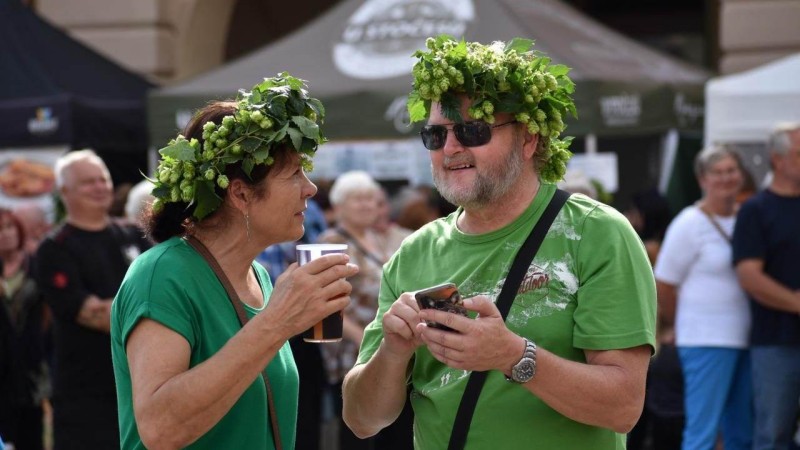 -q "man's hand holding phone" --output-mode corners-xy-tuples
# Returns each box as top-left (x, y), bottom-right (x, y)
(414, 282), (468, 332)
